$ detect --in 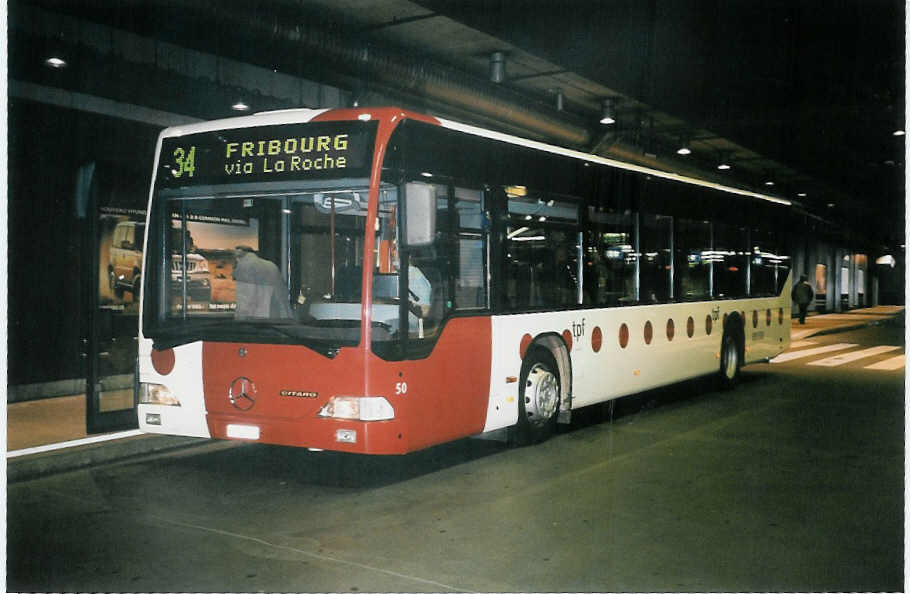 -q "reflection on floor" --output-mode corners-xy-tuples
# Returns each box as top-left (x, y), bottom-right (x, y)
(7, 390), (134, 451)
